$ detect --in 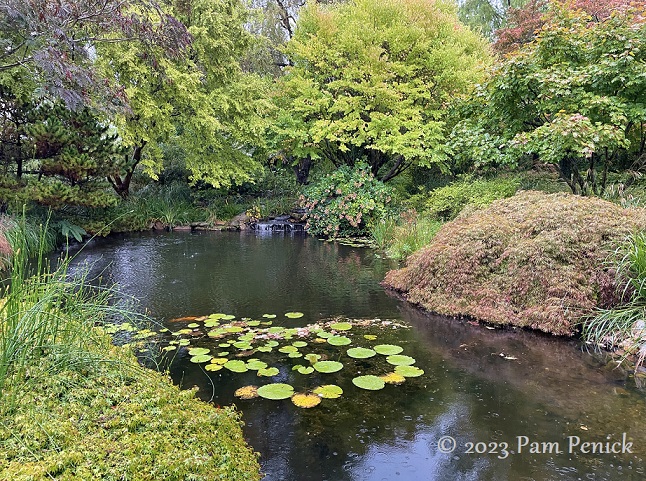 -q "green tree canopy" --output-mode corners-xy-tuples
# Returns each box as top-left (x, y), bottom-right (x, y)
(269, 0), (492, 183)
(447, 2), (646, 195)
(97, 0), (270, 196)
